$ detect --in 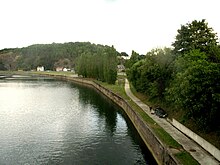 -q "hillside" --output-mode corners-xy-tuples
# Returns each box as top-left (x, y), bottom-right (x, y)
(0, 42), (119, 71)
